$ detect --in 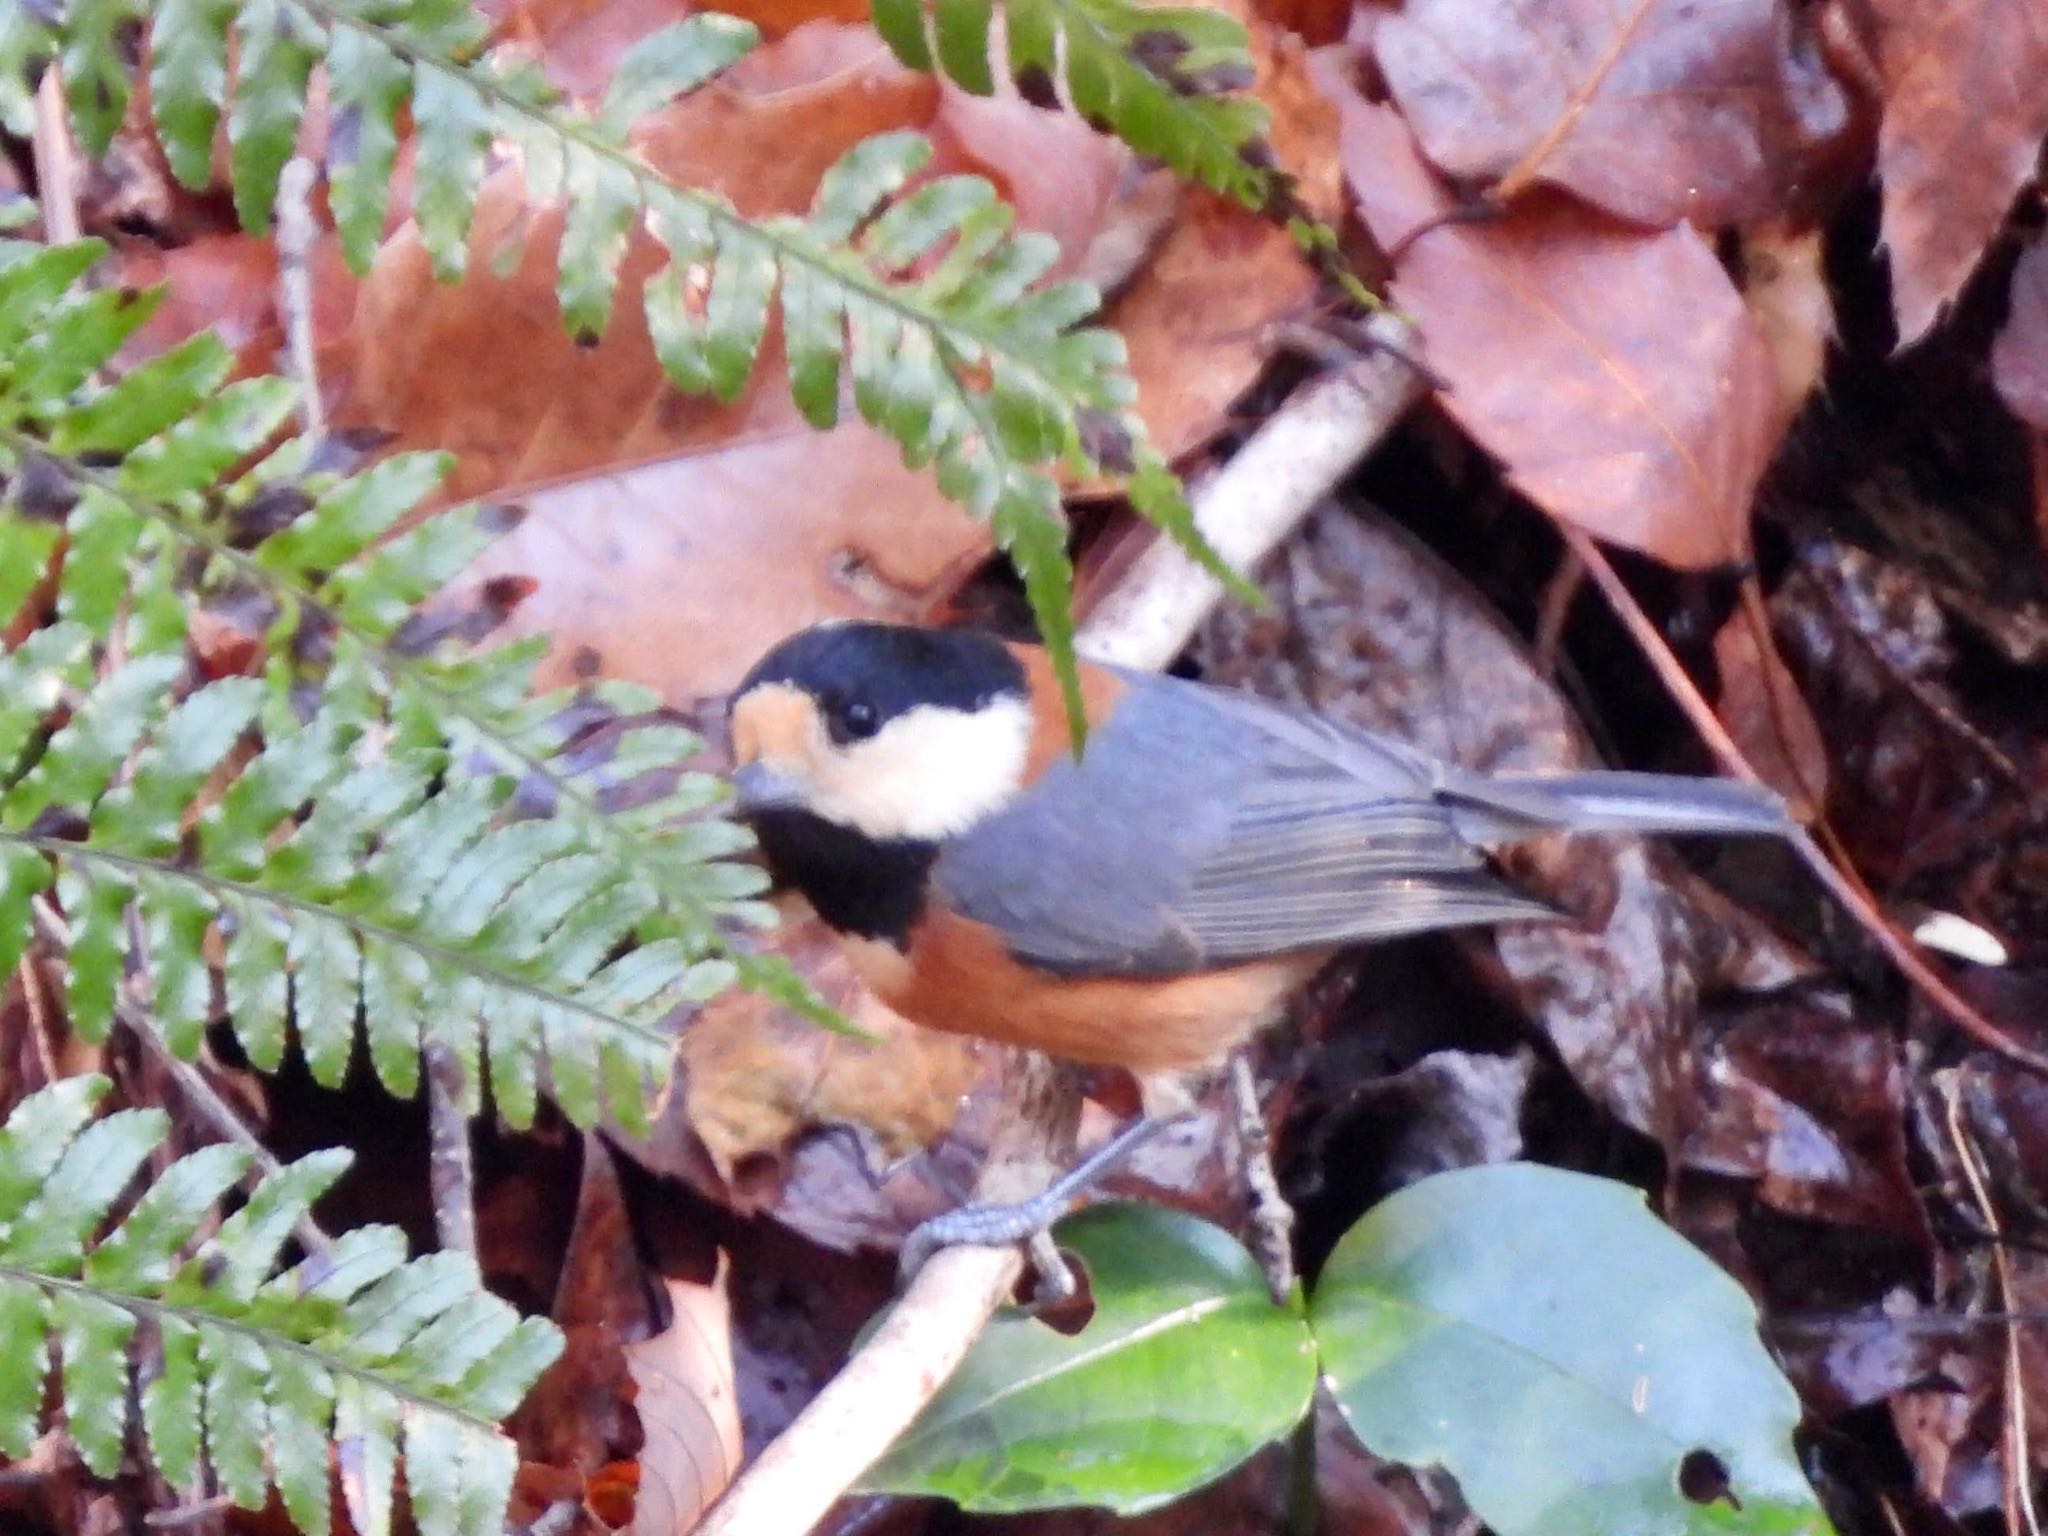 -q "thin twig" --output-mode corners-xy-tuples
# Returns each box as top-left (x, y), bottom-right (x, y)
(1940, 1073), (2042, 1536)
(1559, 524), (2048, 1077)
(1229, 1053), (1295, 1304)
(30, 898), (335, 1257)
(423, 1040), (477, 1255)
(275, 157), (327, 437)
(31, 66), (83, 246)
(144, 1494), (237, 1529)
(695, 1053), (1080, 1536)
(17, 951), (61, 1087)
(1081, 312), (1428, 670)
